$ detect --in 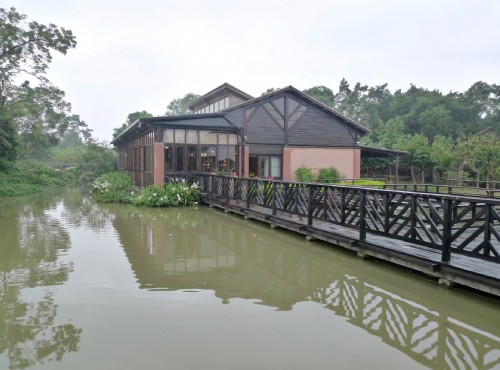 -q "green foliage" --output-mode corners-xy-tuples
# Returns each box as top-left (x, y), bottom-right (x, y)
(113, 111), (153, 139)
(0, 164), (65, 196)
(295, 166), (315, 182)
(317, 167), (343, 183)
(131, 181), (200, 207)
(303, 86), (335, 107)
(90, 173), (200, 207)
(89, 172), (133, 203)
(339, 179), (386, 188)
(0, 7), (77, 164)
(165, 93), (200, 116)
